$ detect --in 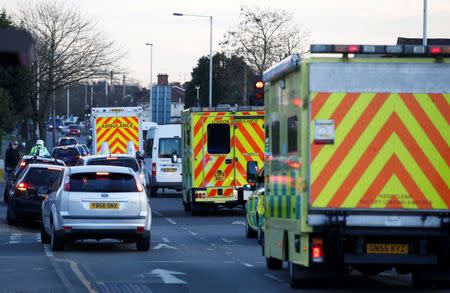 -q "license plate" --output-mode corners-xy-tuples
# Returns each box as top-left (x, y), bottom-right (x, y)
(162, 167), (177, 172)
(366, 243), (409, 255)
(89, 202), (119, 209)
